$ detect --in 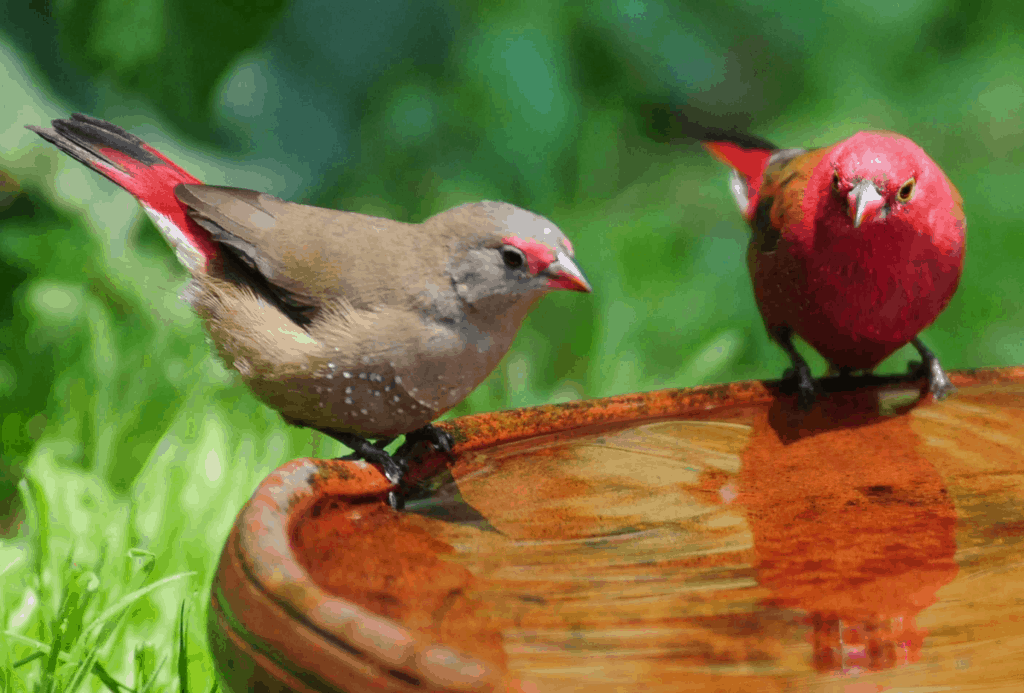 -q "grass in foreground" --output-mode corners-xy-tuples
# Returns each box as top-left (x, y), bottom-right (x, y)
(3, 463), (234, 693)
